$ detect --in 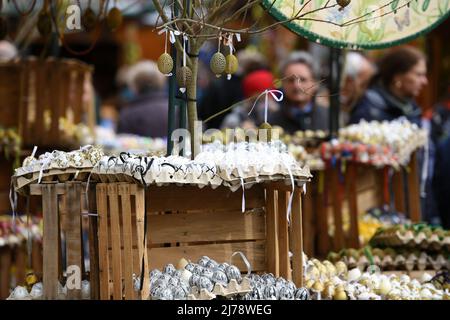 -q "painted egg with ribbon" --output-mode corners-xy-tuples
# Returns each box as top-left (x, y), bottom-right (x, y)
(225, 54), (239, 75)
(157, 52), (174, 75)
(176, 66), (192, 91)
(210, 52), (226, 77)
